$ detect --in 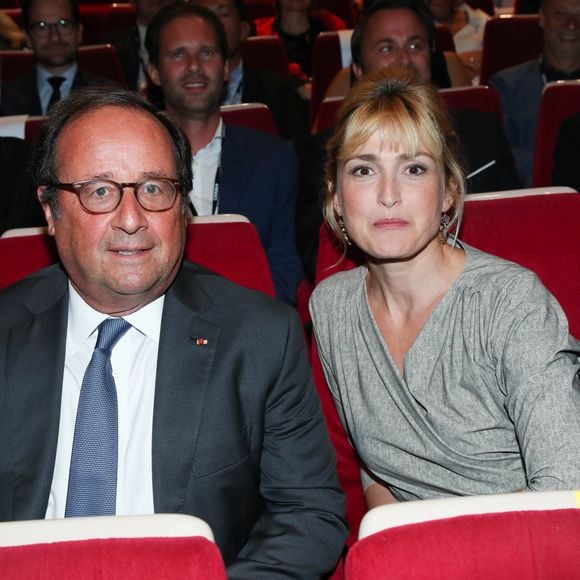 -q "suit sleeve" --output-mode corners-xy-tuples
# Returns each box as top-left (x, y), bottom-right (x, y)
(489, 72), (534, 186)
(266, 142), (305, 305)
(227, 308), (348, 579)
